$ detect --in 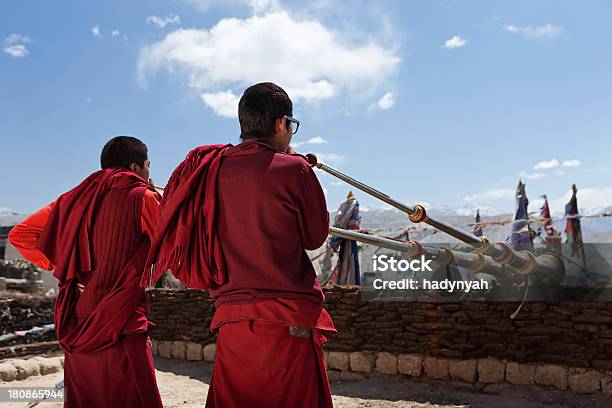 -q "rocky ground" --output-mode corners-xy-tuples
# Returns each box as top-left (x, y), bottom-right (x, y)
(2, 356), (612, 407)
